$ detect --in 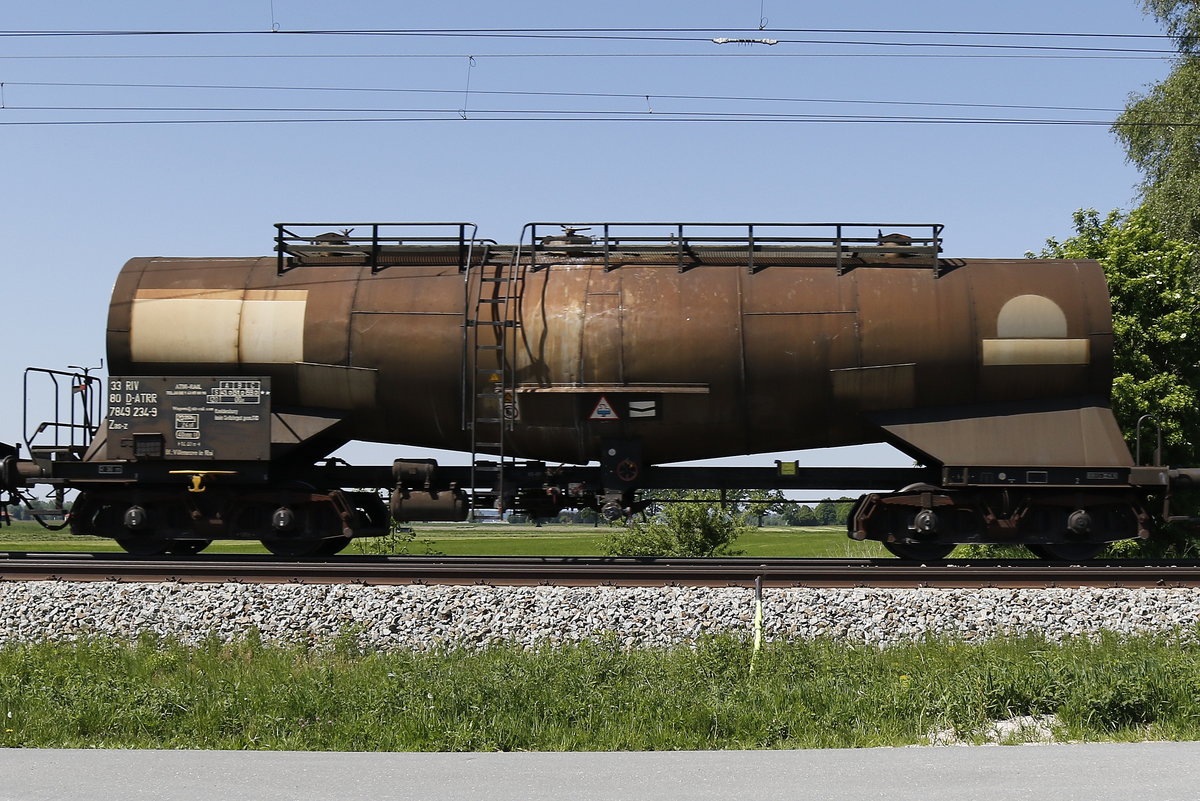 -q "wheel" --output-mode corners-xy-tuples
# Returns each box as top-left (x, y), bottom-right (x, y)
(76, 498), (125, 539)
(315, 538), (350, 556)
(261, 537), (348, 557)
(166, 540), (211, 555)
(114, 536), (170, 556)
(879, 485), (956, 560)
(1026, 543), (1105, 562)
(883, 542), (956, 560)
(261, 538), (319, 557)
